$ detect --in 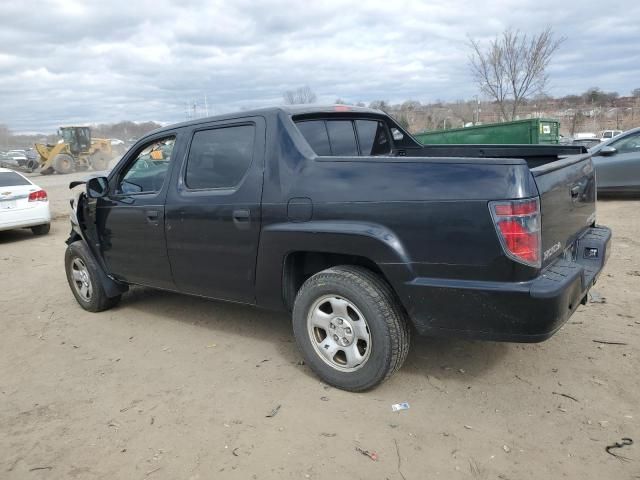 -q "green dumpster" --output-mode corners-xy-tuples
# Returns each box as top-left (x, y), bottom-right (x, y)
(414, 118), (560, 145)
